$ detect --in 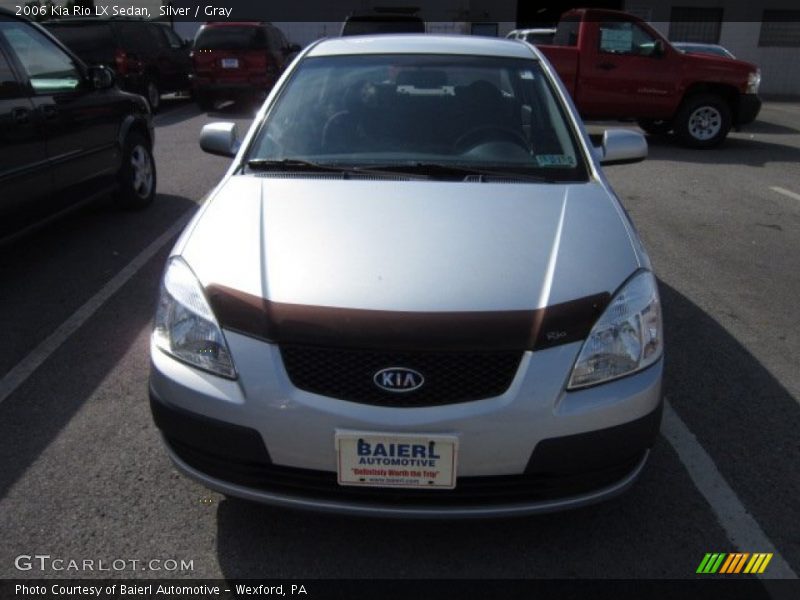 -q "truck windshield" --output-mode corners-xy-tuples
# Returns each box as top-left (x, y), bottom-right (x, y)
(247, 54), (588, 181)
